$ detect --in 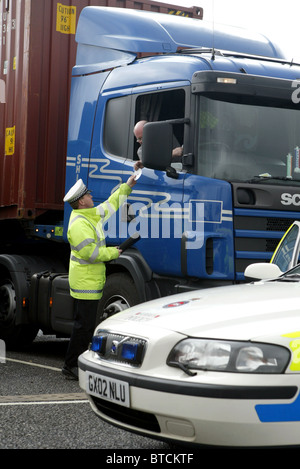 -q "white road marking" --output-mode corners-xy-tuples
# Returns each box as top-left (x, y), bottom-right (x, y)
(0, 393), (88, 406)
(2, 358), (88, 406)
(0, 399), (88, 406)
(5, 357), (61, 372)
